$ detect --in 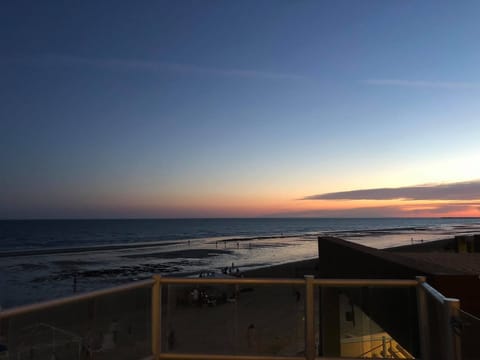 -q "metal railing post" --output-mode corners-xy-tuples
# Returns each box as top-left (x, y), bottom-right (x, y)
(304, 275), (315, 360)
(152, 275), (162, 359)
(416, 276), (430, 360)
(444, 298), (461, 360)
